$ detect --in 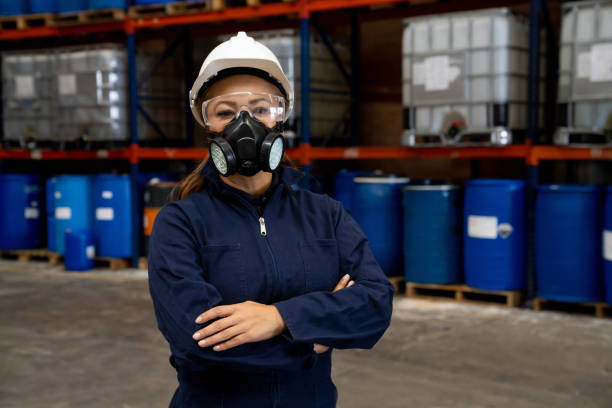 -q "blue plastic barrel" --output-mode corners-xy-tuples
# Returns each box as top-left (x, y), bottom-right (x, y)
(333, 170), (369, 213)
(94, 174), (133, 258)
(88, 0), (126, 10)
(29, 0), (57, 13)
(535, 185), (604, 302)
(45, 177), (57, 251)
(57, 0), (87, 13)
(53, 175), (94, 255)
(464, 179), (526, 290)
(0, 174), (43, 250)
(604, 187), (612, 305)
(0, 1), (27, 15)
(65, 229), (95, 271)
(403, 185), (462, 284)
(351, 176), (410, 276)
